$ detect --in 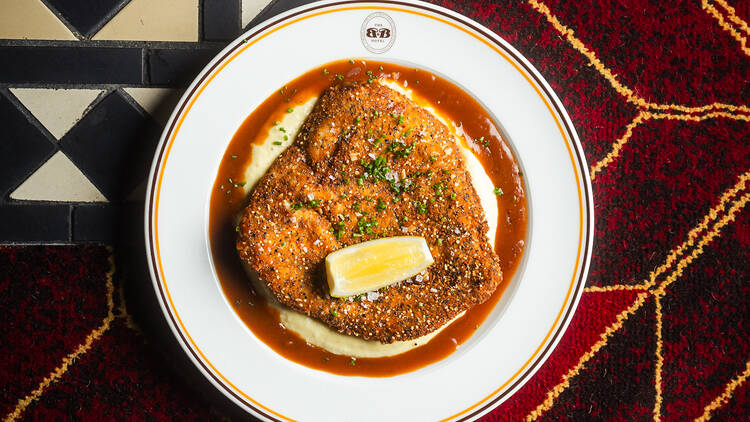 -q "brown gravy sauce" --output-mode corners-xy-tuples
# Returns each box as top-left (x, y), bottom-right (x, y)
(209, 60), (527, 377)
